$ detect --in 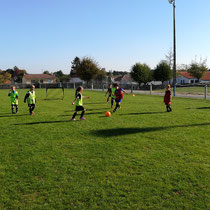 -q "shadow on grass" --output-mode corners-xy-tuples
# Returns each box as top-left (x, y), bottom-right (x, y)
(0, 114), (29, 118)
(186, 107), (210, 110)
(119, 111), (165, 116)
(14, 120), (74, 125)
(85, 102), (105, 105)
(59, 111), (105, 117)
(91, 123), (210, 137)
(44, 98), (63, 101)
(64, 108), (108, 113)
